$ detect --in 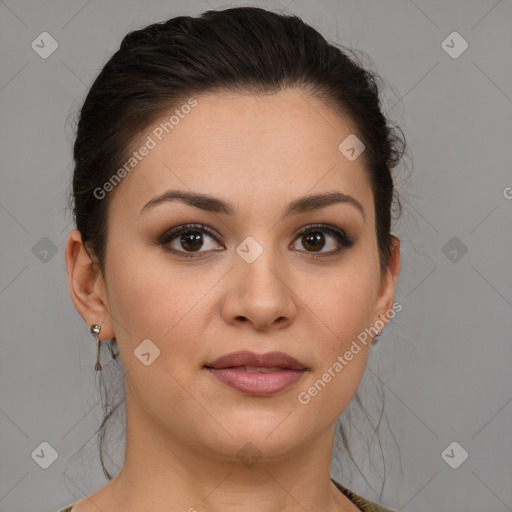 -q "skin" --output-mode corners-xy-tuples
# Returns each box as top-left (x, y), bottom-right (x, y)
(65, 88), (400, 512)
